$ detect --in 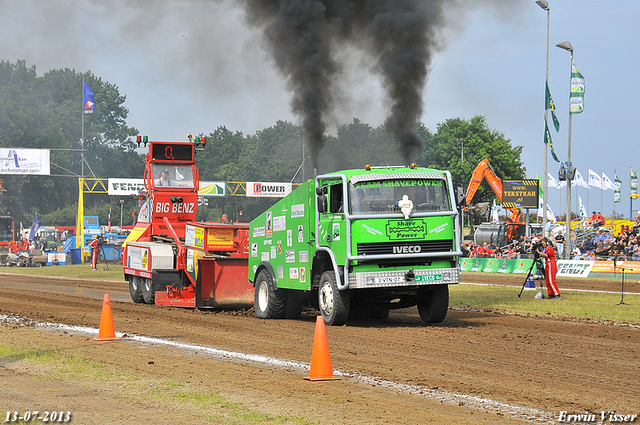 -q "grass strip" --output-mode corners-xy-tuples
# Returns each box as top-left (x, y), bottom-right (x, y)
(451, 283), (640, 324)
(0, 343), (312, 425)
